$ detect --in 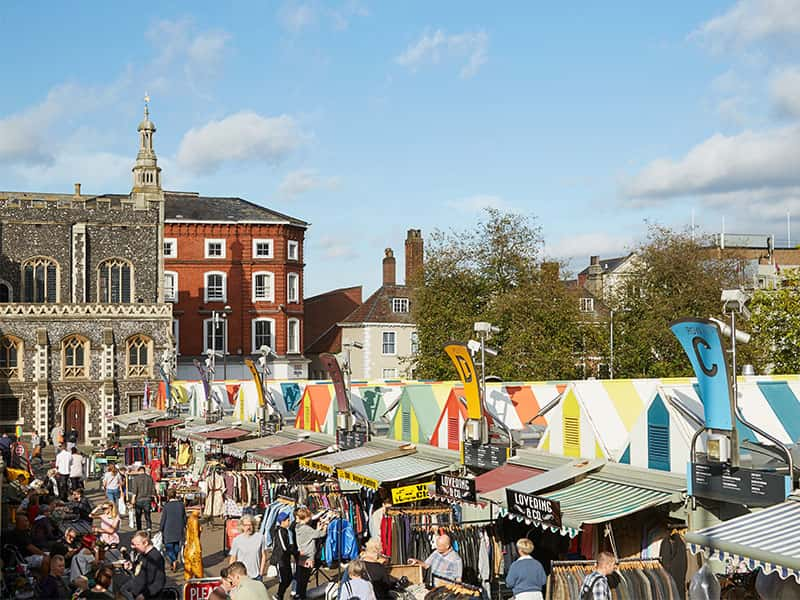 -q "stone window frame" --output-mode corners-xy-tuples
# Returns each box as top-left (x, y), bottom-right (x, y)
(164, 271), (179, 302)
(252, 271), (275, 302)
(287, 272), (299, 303)
(126, 334), (153, 378)
(0, 394), (22, 427)
(287, 318), (300, 354)
(163, 238), (178, 259)
(22, 256), (60, 303)
(0, 335), (23, 381)
(252, 238), (274, 259)
(0, 279), (13, 302)
(97, 257), (134, 303)
(287, 240), (299, 261)
(252, 317), (275, 354)
(62, 334), (90, 379)
(205, 239), (226, 259)
(204, 271), (227, 303)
